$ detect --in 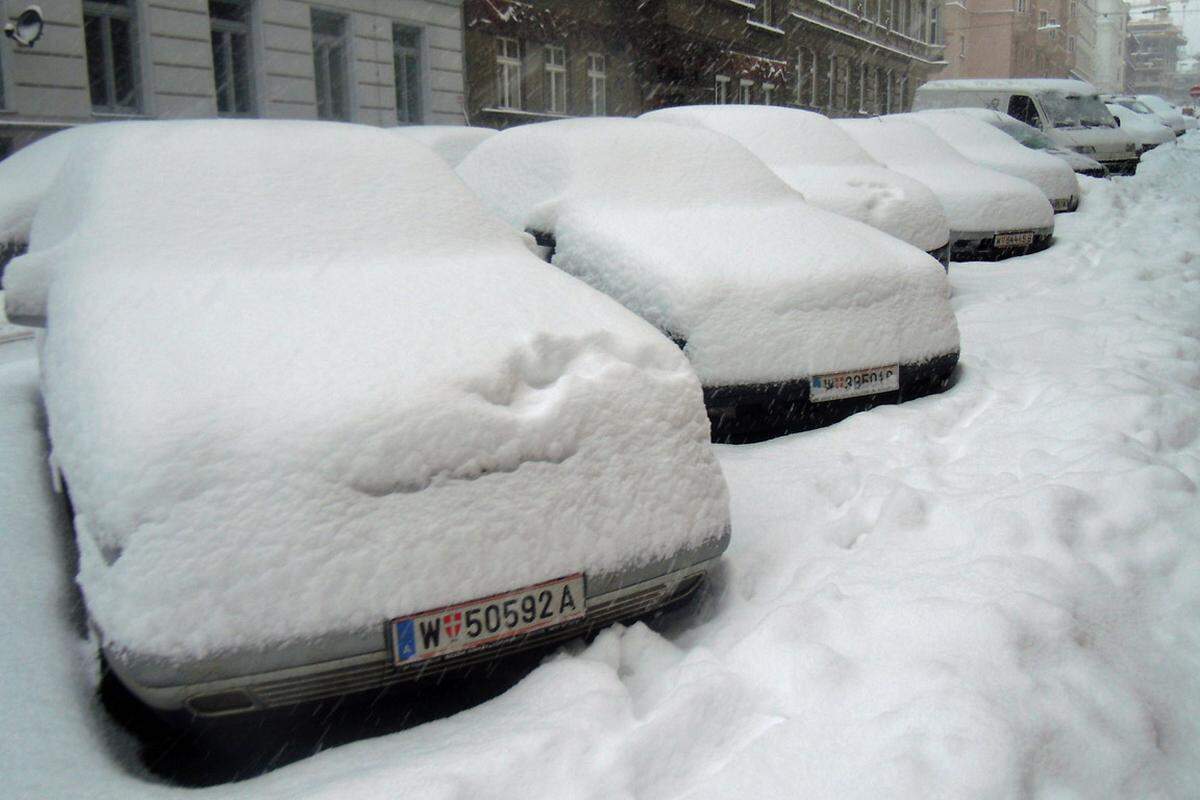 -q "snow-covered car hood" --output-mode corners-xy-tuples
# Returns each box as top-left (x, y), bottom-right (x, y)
(458, 118), (960, 387)
(905, 111), (1079, 204)
(641, 105), (949, 252)
(1105, 105), (1176, 148)
(19, 120), (731, 661)
(0, 125), (92, 245)
(837, 118), (1054, 234)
